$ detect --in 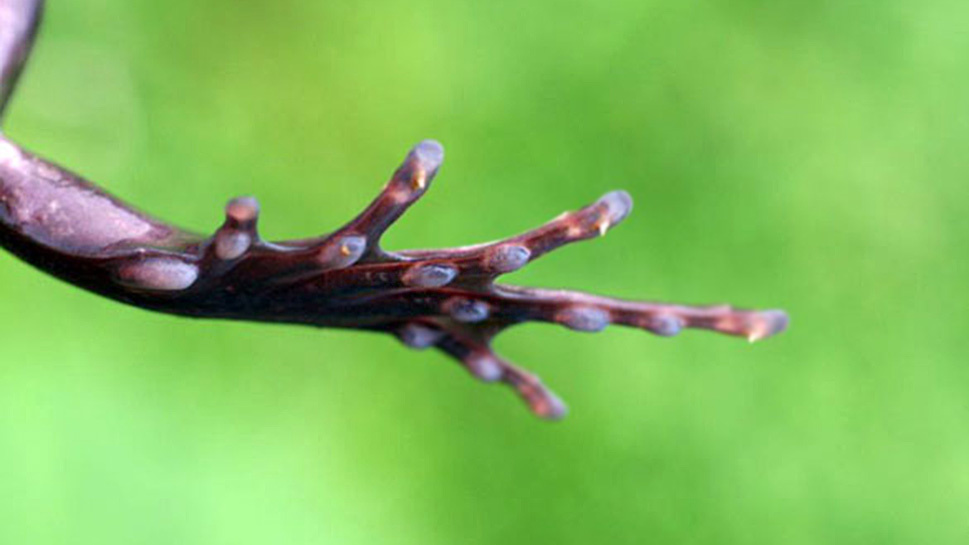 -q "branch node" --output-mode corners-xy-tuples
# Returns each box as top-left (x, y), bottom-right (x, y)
(116, 257), (199, 292)
(318, 235), (366, 269)
(466, 351), (504, 382)
(557, 306), (611, 332)
(484, 244), (531, 274)
(213, 197), (260, 260)
(397, 322), (444, 349)
(650, 315), (684, 337)
(444, 297), (490, 323)
(402, 263), (457, 288)
(214, 231), (252, 261)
